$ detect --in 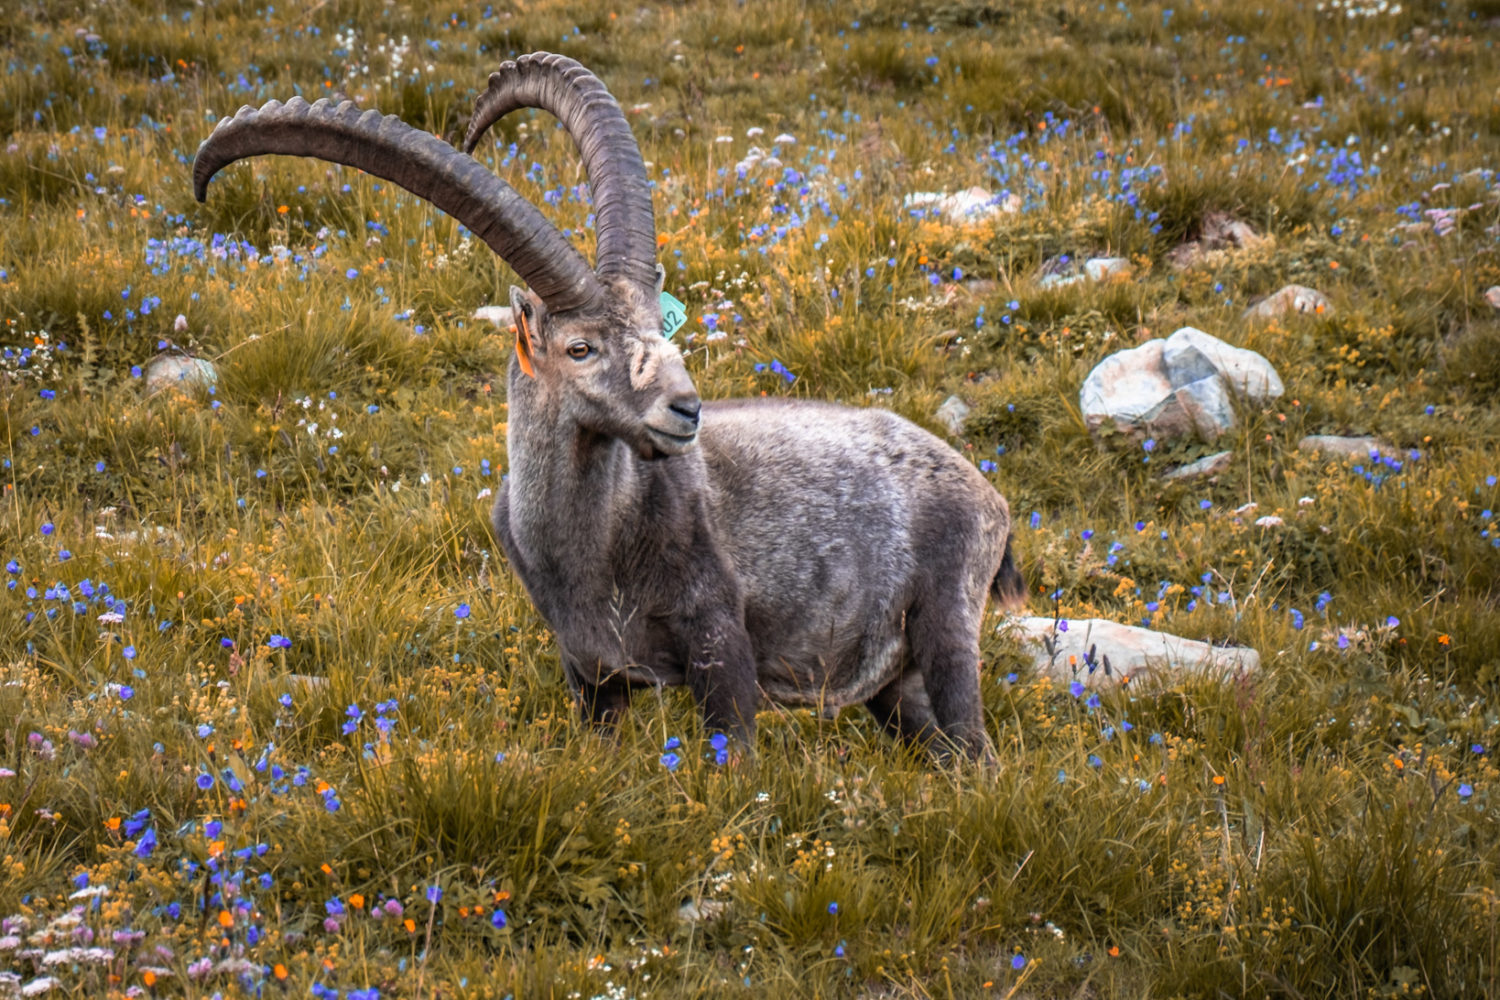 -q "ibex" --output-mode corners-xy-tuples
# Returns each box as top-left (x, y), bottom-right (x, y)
(194, 53), (1024, 760)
